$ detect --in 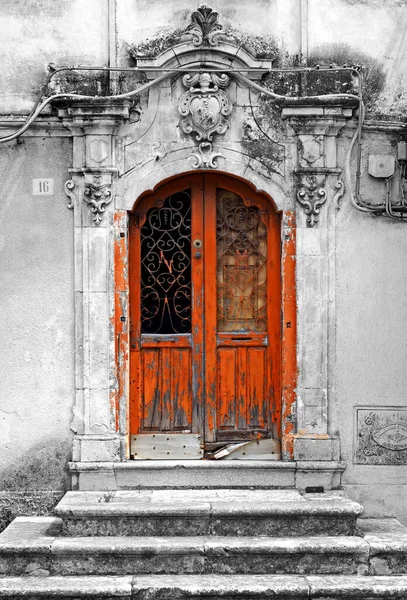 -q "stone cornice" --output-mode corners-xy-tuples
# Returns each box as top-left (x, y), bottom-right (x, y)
(0, 117), (70, 137)
(53, 98), (132, 136)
